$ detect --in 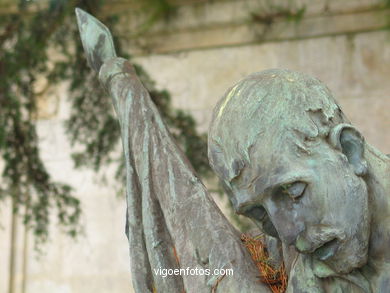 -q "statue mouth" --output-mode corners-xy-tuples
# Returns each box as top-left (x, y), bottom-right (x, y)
(313, 238), (339, 261)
